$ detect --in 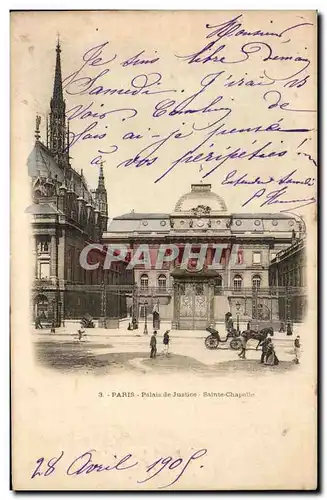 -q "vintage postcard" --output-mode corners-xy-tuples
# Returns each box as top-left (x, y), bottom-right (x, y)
(11, 10), (317, 490)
